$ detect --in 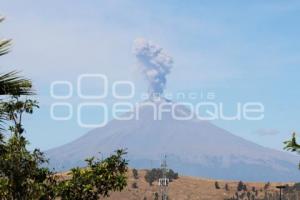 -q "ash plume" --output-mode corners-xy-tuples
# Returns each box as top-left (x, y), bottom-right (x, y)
(133, 38), (173, 96)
